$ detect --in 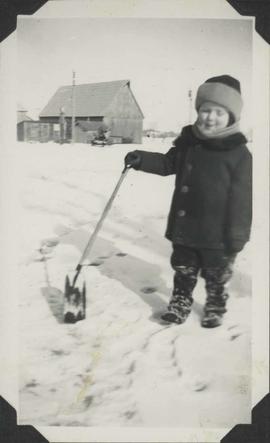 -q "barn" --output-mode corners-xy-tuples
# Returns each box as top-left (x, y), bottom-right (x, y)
(39, 80), (144, 144)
